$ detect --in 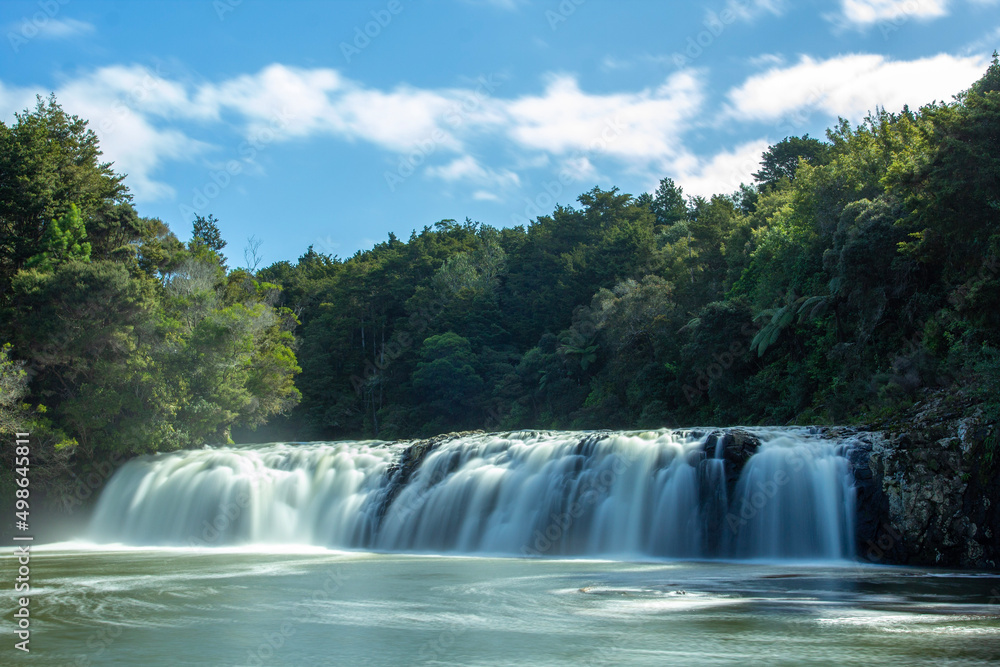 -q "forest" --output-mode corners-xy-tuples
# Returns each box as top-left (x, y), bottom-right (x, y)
(2, 56), (999, 489)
